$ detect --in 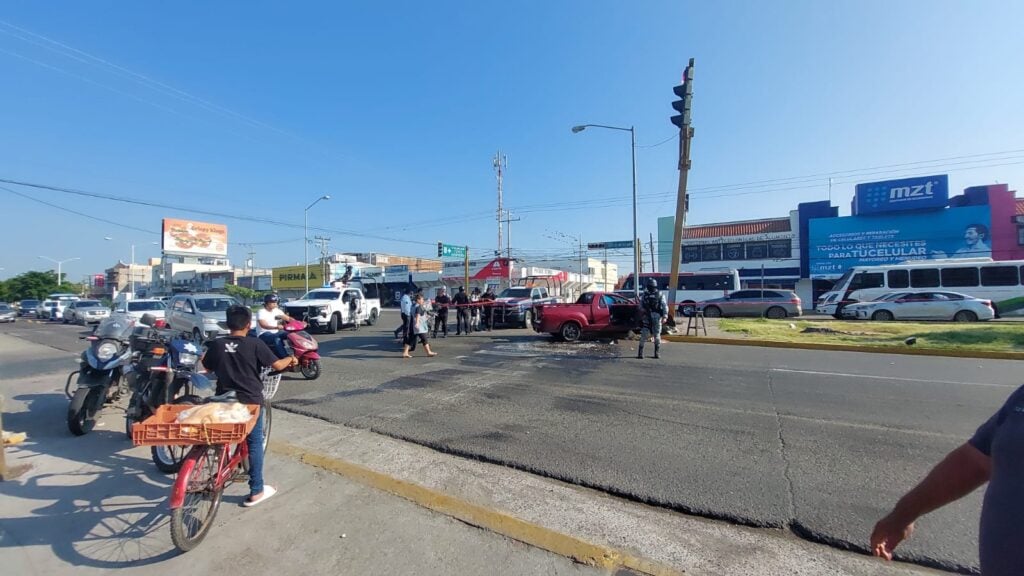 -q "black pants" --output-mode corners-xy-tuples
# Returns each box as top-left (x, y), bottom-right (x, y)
(457, 308), (471, 334)
(406, 332), (428, 351)
(433, 309), (448, 337)
(394, 313), (408, 339)
(482, 306), (493, 330)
